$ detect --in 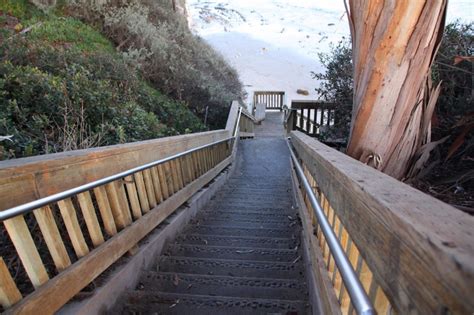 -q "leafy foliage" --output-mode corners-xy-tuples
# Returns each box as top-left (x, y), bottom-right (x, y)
(0, 15), (204, 159)
(68, 0), (243, 129)
(433, 21), (473, 118)
(311, 40), (353, 142)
